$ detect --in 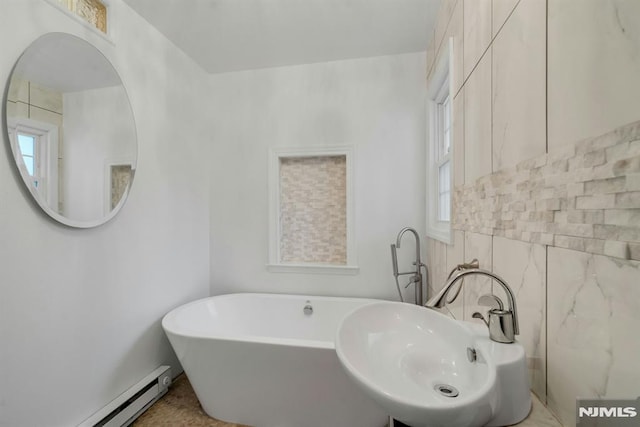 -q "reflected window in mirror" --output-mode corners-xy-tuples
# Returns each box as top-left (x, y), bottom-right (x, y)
(8, 119), (60, 212)
(17, 133), (36, 177)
